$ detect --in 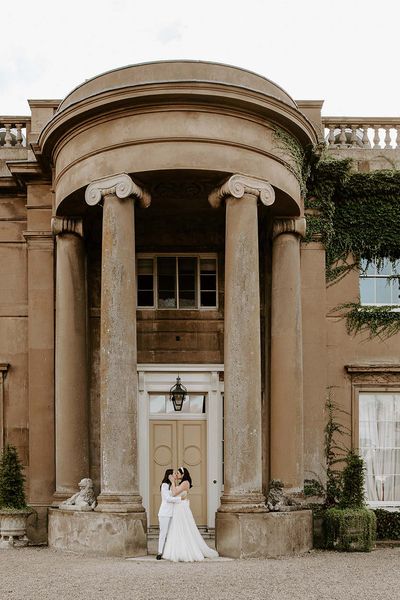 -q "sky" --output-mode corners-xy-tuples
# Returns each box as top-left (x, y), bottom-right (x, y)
(1, 0), (399, 117)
